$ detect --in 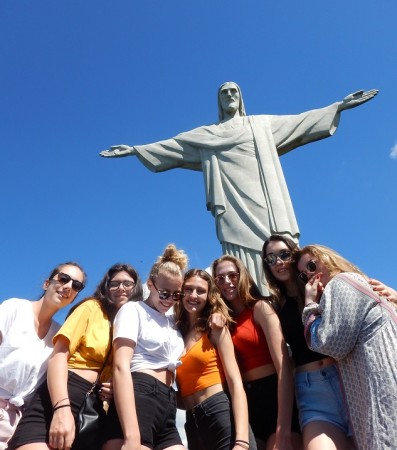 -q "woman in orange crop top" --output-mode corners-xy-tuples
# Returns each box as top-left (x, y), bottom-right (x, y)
(9, 263), (143, 450)
(175, 269), (255, 450)
(212, 256), (302, 450)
